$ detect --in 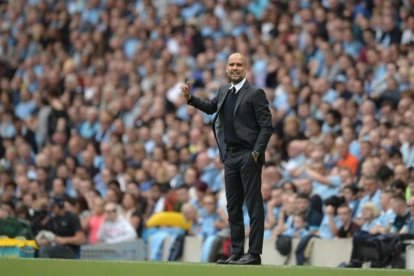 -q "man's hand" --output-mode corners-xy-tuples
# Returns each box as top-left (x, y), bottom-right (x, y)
(180, 80), (191, 101)
(36, 238), (49, 246)
(54, 236), (66, 245)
